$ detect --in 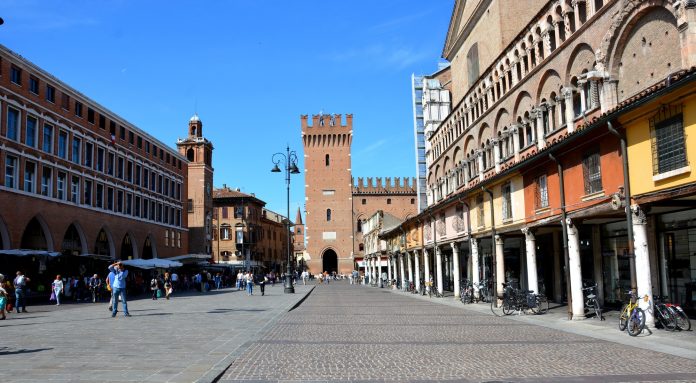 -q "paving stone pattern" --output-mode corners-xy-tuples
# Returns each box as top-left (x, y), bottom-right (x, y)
(0, 284), (312, 383)
(219, 282), (696, 383)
